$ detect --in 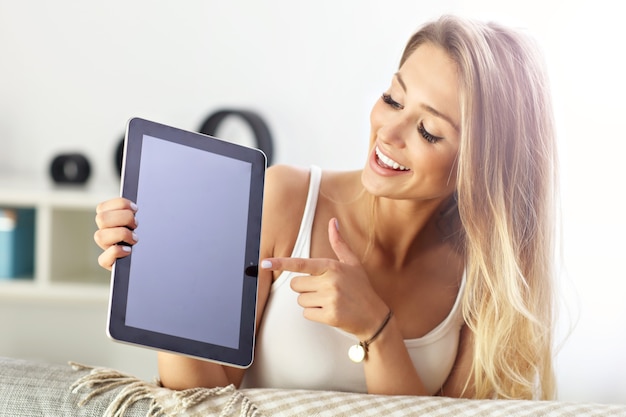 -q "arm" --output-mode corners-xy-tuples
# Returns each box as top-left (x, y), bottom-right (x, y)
(359, 314), (428, 395)
(360, 321), (474, 396)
